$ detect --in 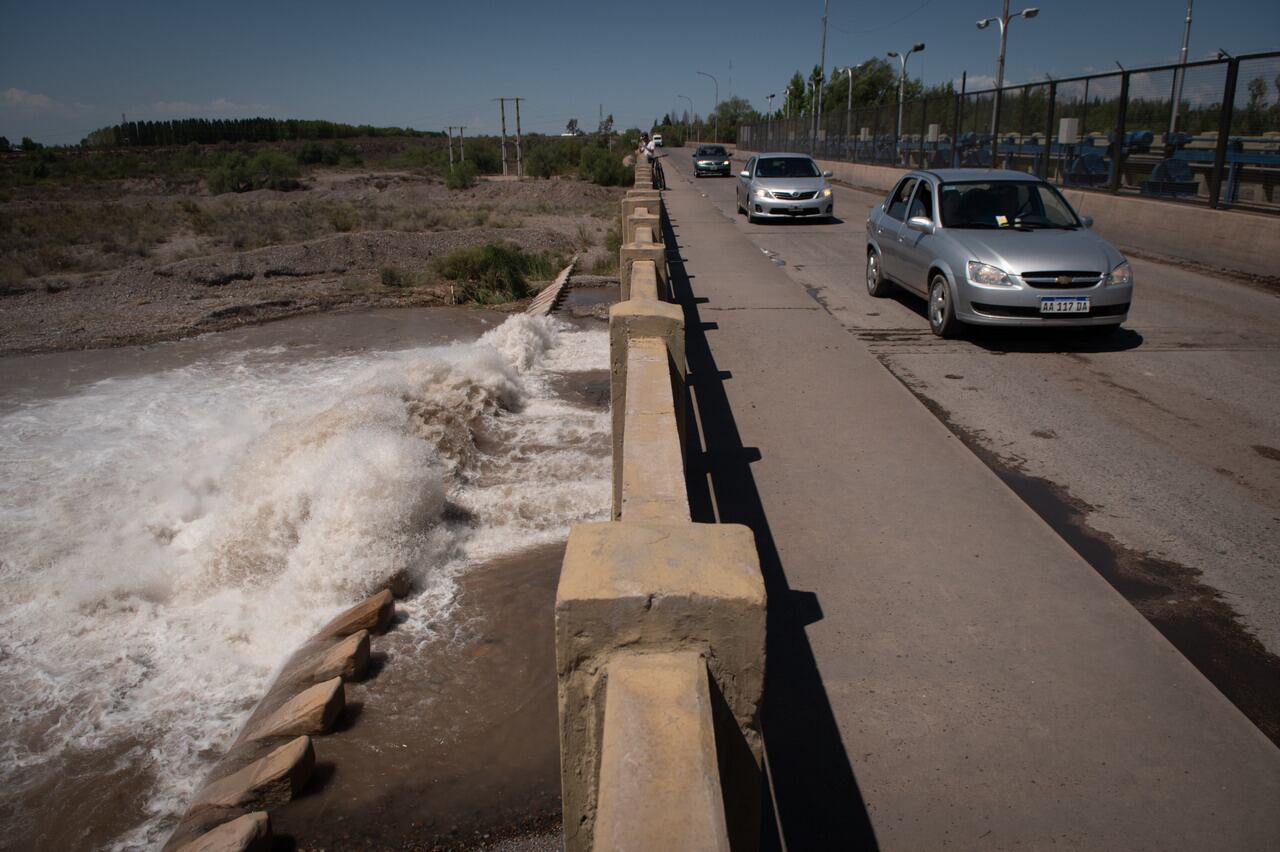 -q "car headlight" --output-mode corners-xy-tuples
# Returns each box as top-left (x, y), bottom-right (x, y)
(967, 261), (1015, 287)
(1105, 261), (1132, 287)
(821, 187), (833, 197)
(754, 187), (772, 199)
(721, 160), (730, 166)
